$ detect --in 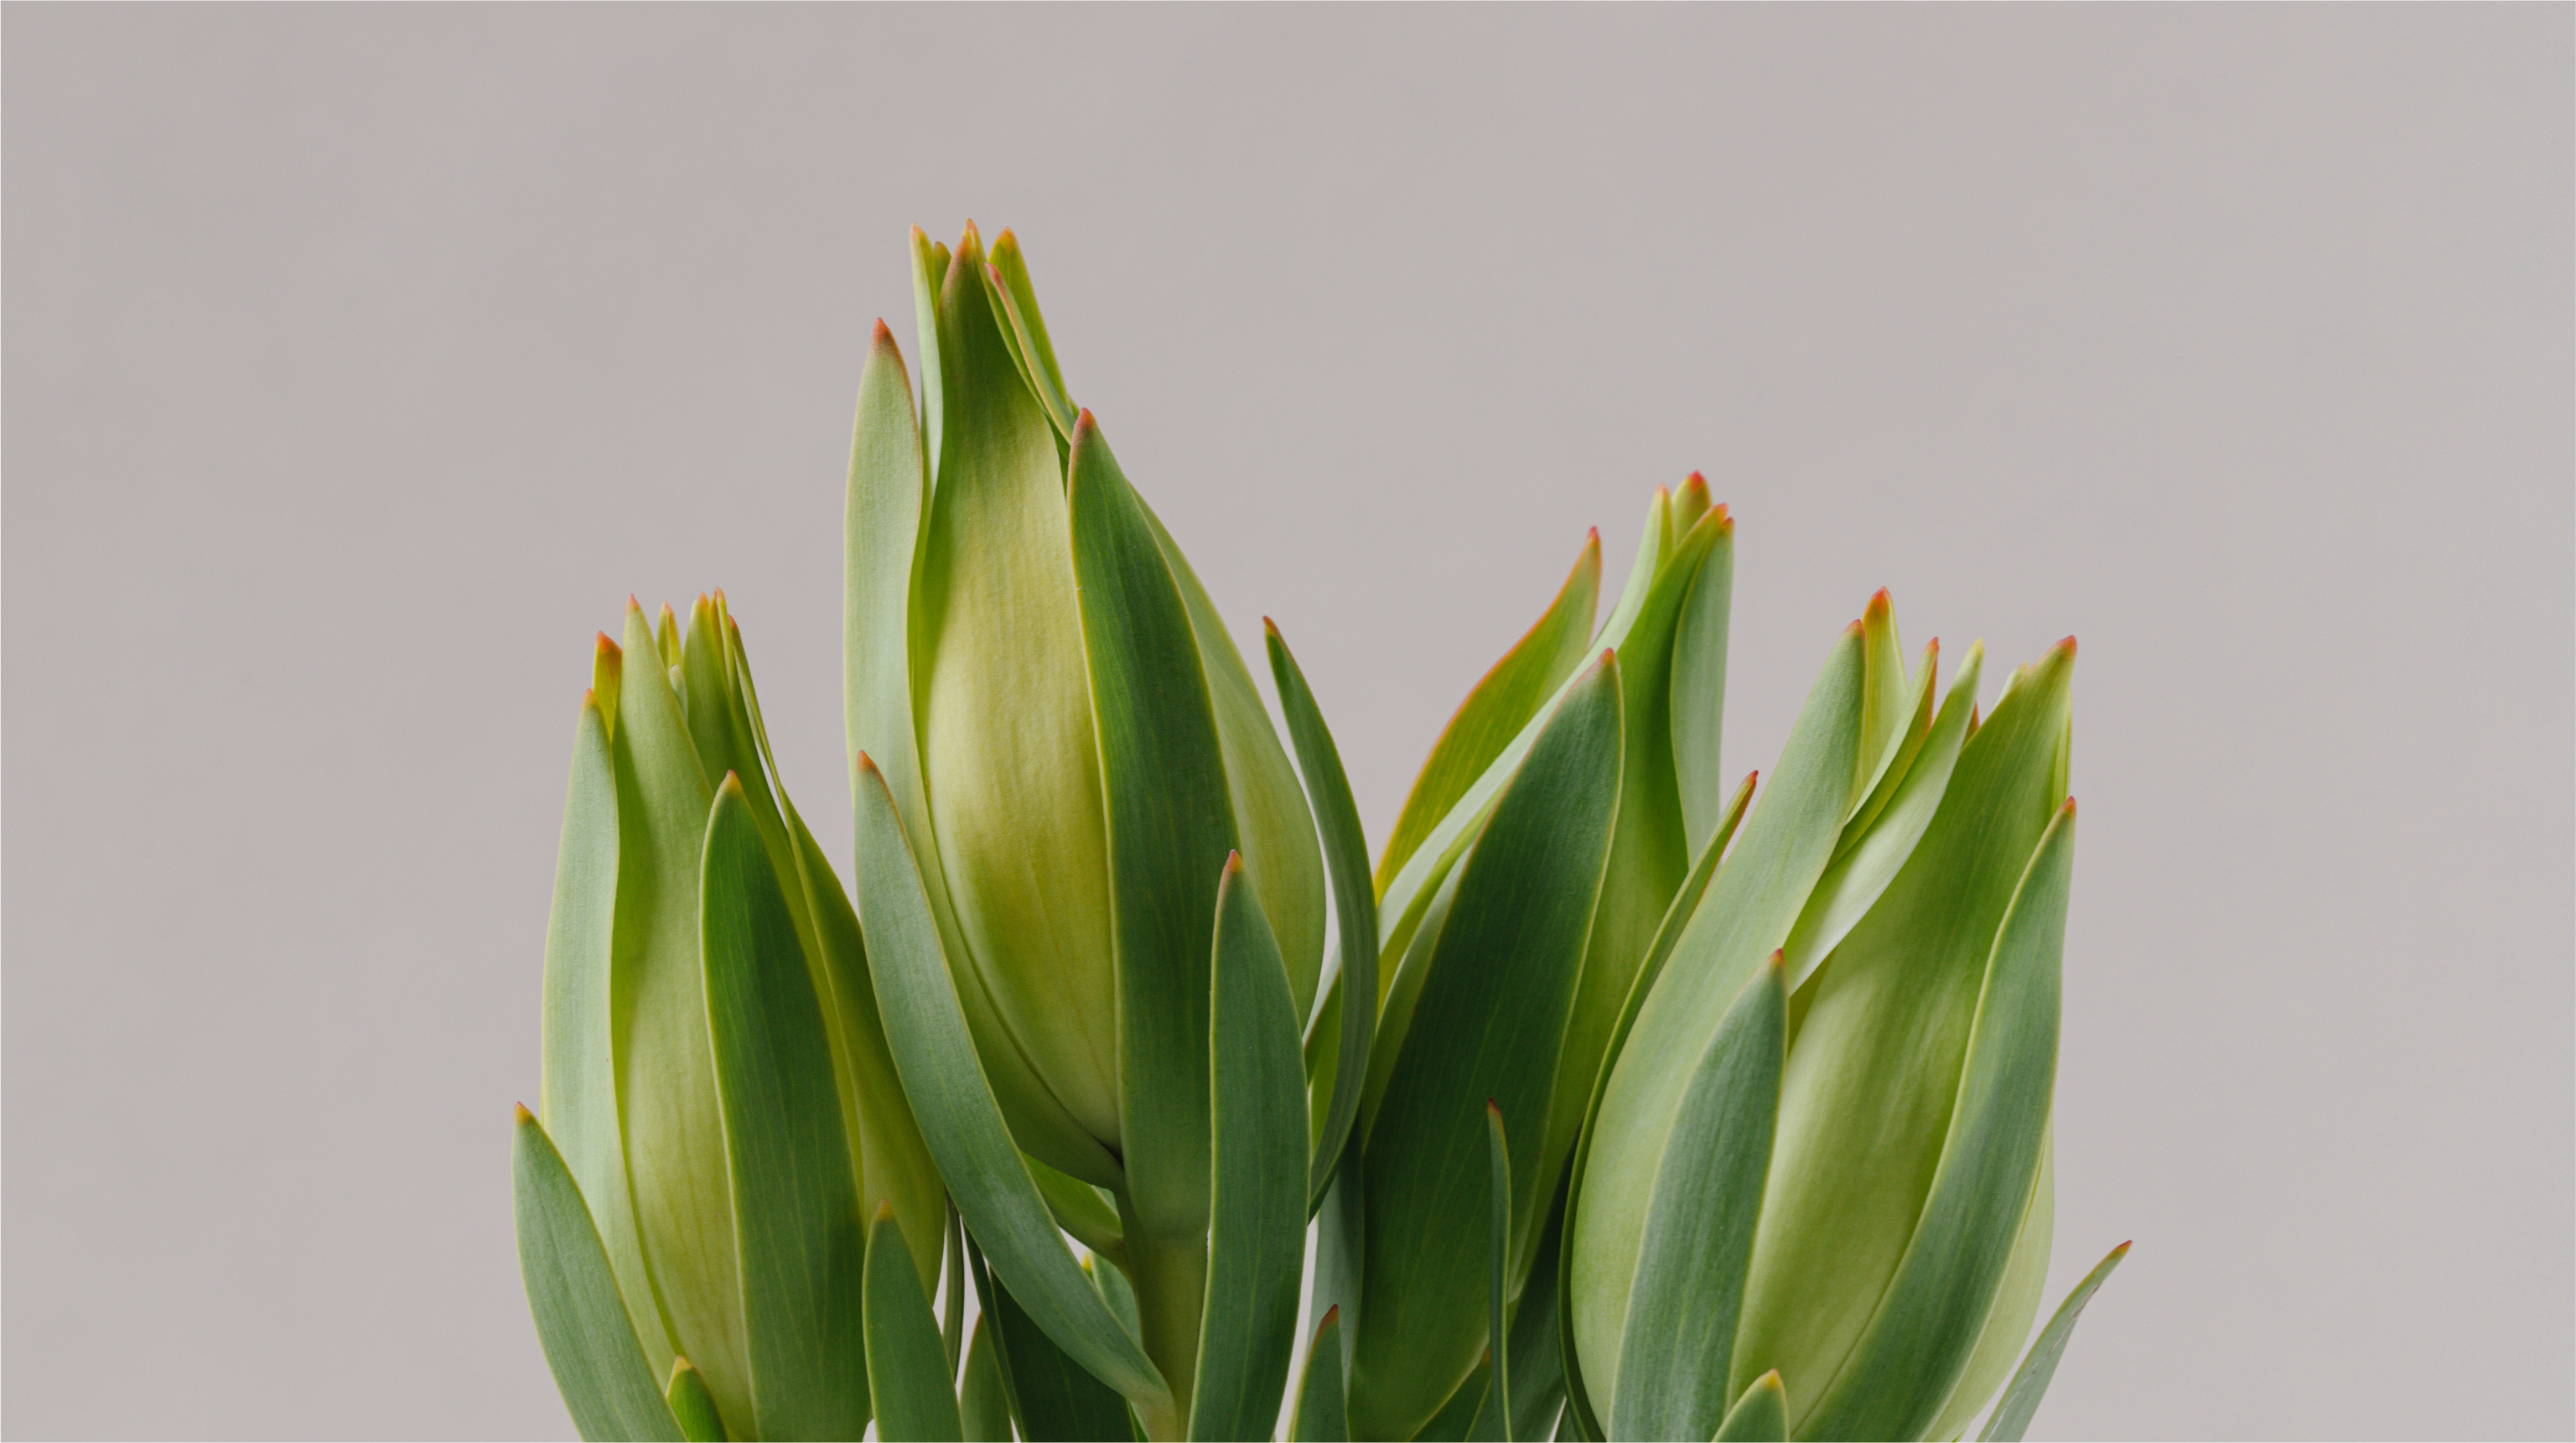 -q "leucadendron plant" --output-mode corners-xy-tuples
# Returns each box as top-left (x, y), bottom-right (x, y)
(513, 223), (2130, 1443)
(514, 594), (944, 1442)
